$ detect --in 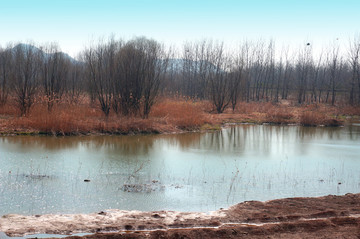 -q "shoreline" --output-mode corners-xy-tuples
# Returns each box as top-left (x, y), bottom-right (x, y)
(1, 193), (359, 238)
(2, 99), (358, 137)
(0, 118), (352, 137)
